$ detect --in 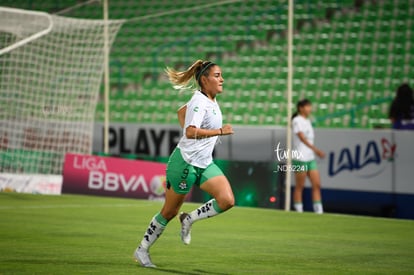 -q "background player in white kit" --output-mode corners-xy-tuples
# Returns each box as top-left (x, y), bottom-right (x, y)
(291, 99), (325, 214)
(134, 60), (235, 268)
